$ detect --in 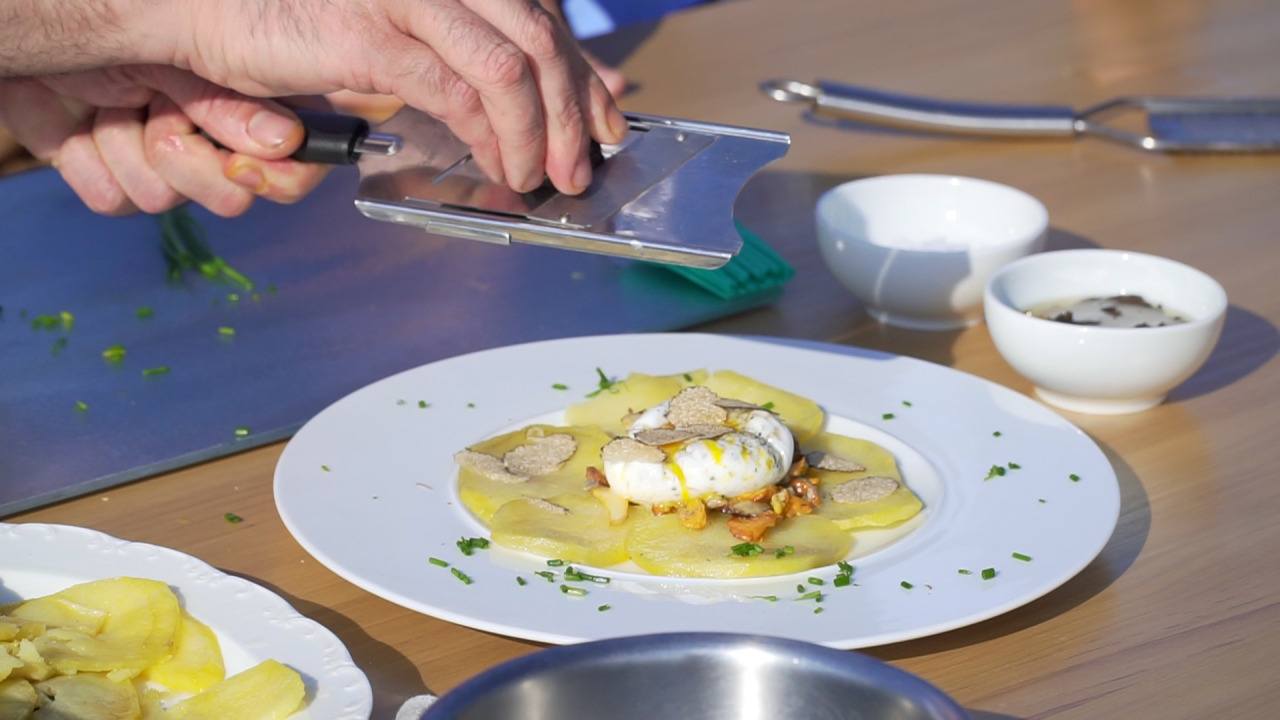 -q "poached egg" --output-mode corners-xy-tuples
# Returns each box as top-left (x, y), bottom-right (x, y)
(603, 400), (794, 505)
